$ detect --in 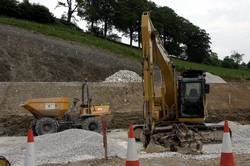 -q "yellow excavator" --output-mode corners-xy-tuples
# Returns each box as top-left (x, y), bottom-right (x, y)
(134, 12), (224, 153)
(21, 80), (111, 135)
